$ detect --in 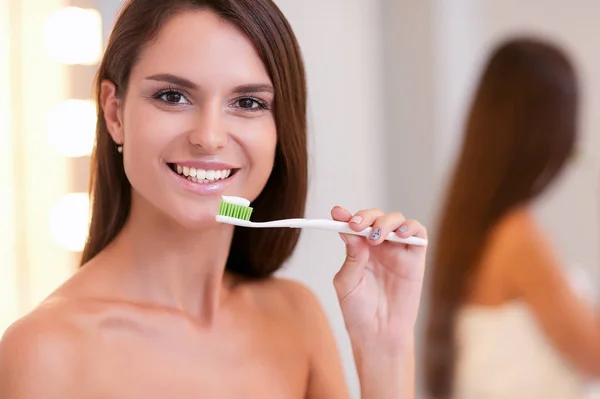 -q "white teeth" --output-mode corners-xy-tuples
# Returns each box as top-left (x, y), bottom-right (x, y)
(172, 164), (234, 184)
